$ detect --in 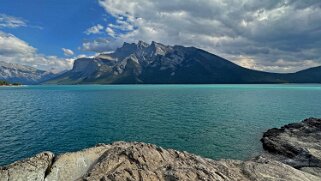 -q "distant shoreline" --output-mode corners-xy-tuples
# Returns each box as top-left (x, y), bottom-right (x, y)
(0, 80), (22, 87)
(0, 84), (23, 87)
